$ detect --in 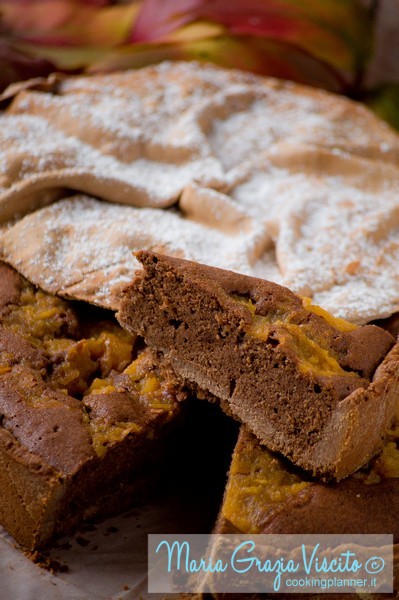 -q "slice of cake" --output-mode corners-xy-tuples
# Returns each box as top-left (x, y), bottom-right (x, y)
(209, 425), (399, 599)
(217, 426), (399, 536)
(0, 261), (186, 553)
(118, 251), (399, 480)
